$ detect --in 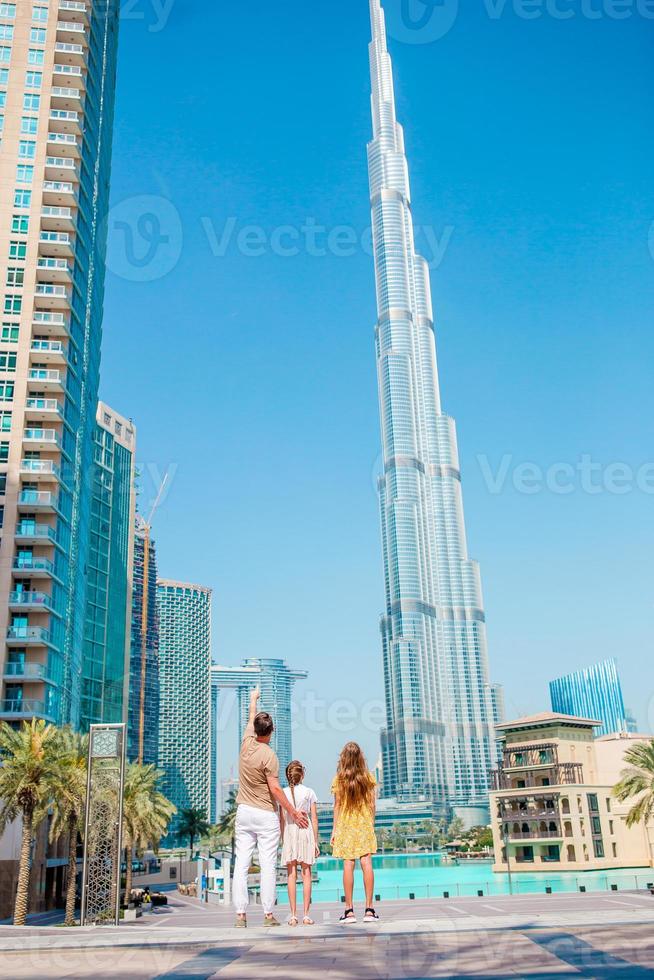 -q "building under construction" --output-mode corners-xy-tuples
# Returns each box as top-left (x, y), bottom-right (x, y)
(128, 515), (160, 764)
